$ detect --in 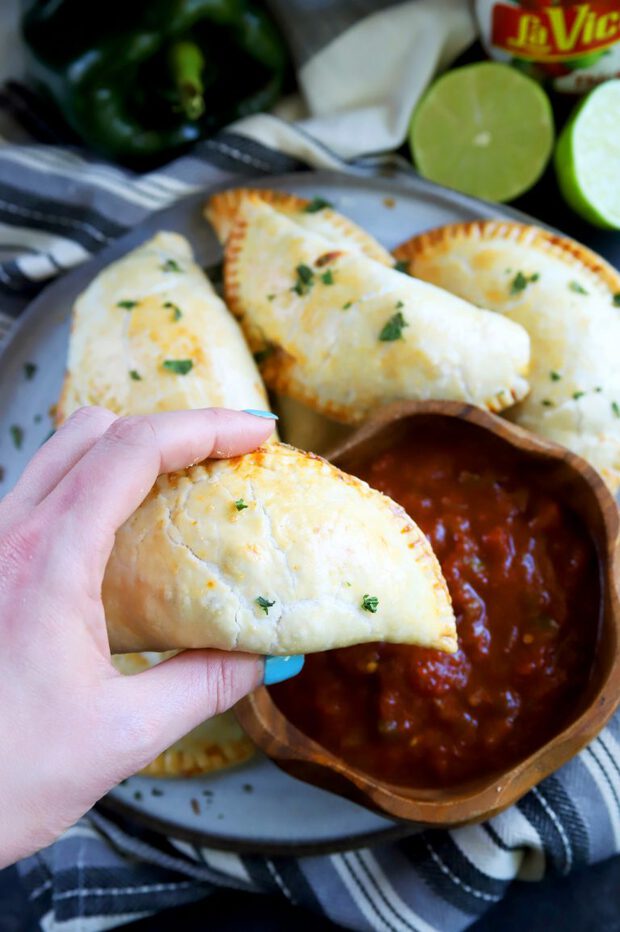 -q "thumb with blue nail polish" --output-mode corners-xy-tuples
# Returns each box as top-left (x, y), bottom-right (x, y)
(242, 409), (279, 420)
(264, 655), (305, 685)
